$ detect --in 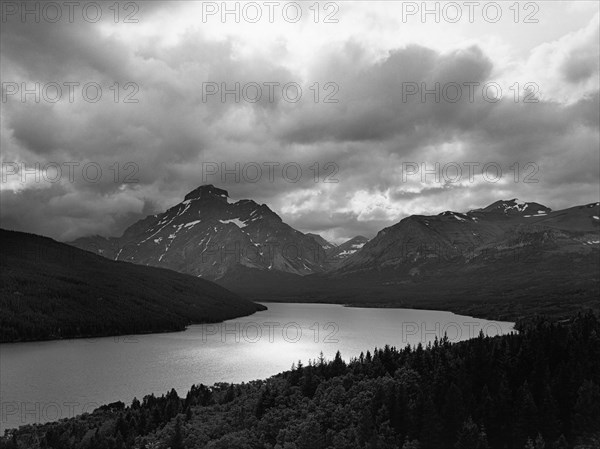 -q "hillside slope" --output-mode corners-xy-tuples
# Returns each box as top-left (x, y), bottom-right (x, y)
(0, 229), (265, 342)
